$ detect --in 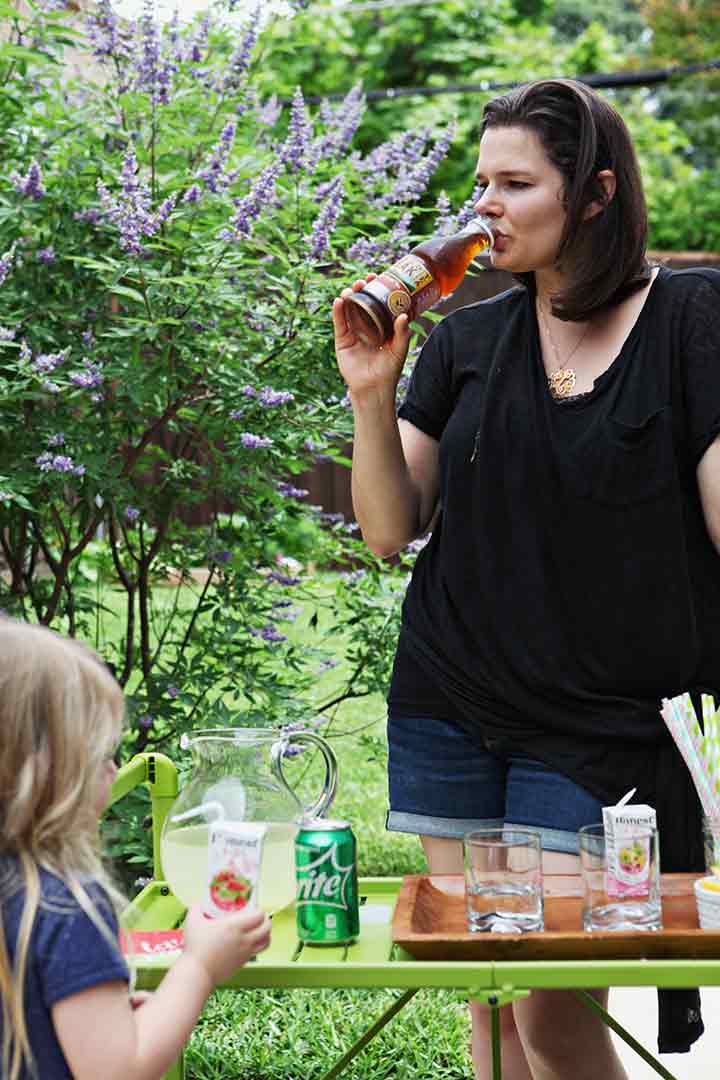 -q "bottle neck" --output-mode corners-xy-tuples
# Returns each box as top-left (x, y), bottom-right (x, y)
(460, 215), (494, 246)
